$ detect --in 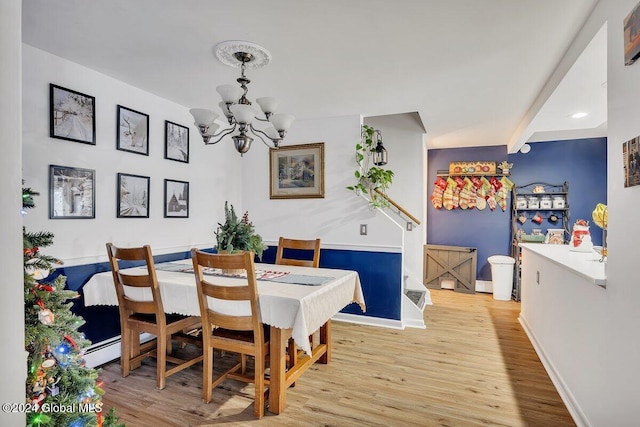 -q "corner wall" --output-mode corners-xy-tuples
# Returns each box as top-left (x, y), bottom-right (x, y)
(21, 45), (242, 265)
(600, 0), (640, 424)
(514, 1), (640, 425)
(1, 1), (26, 426)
